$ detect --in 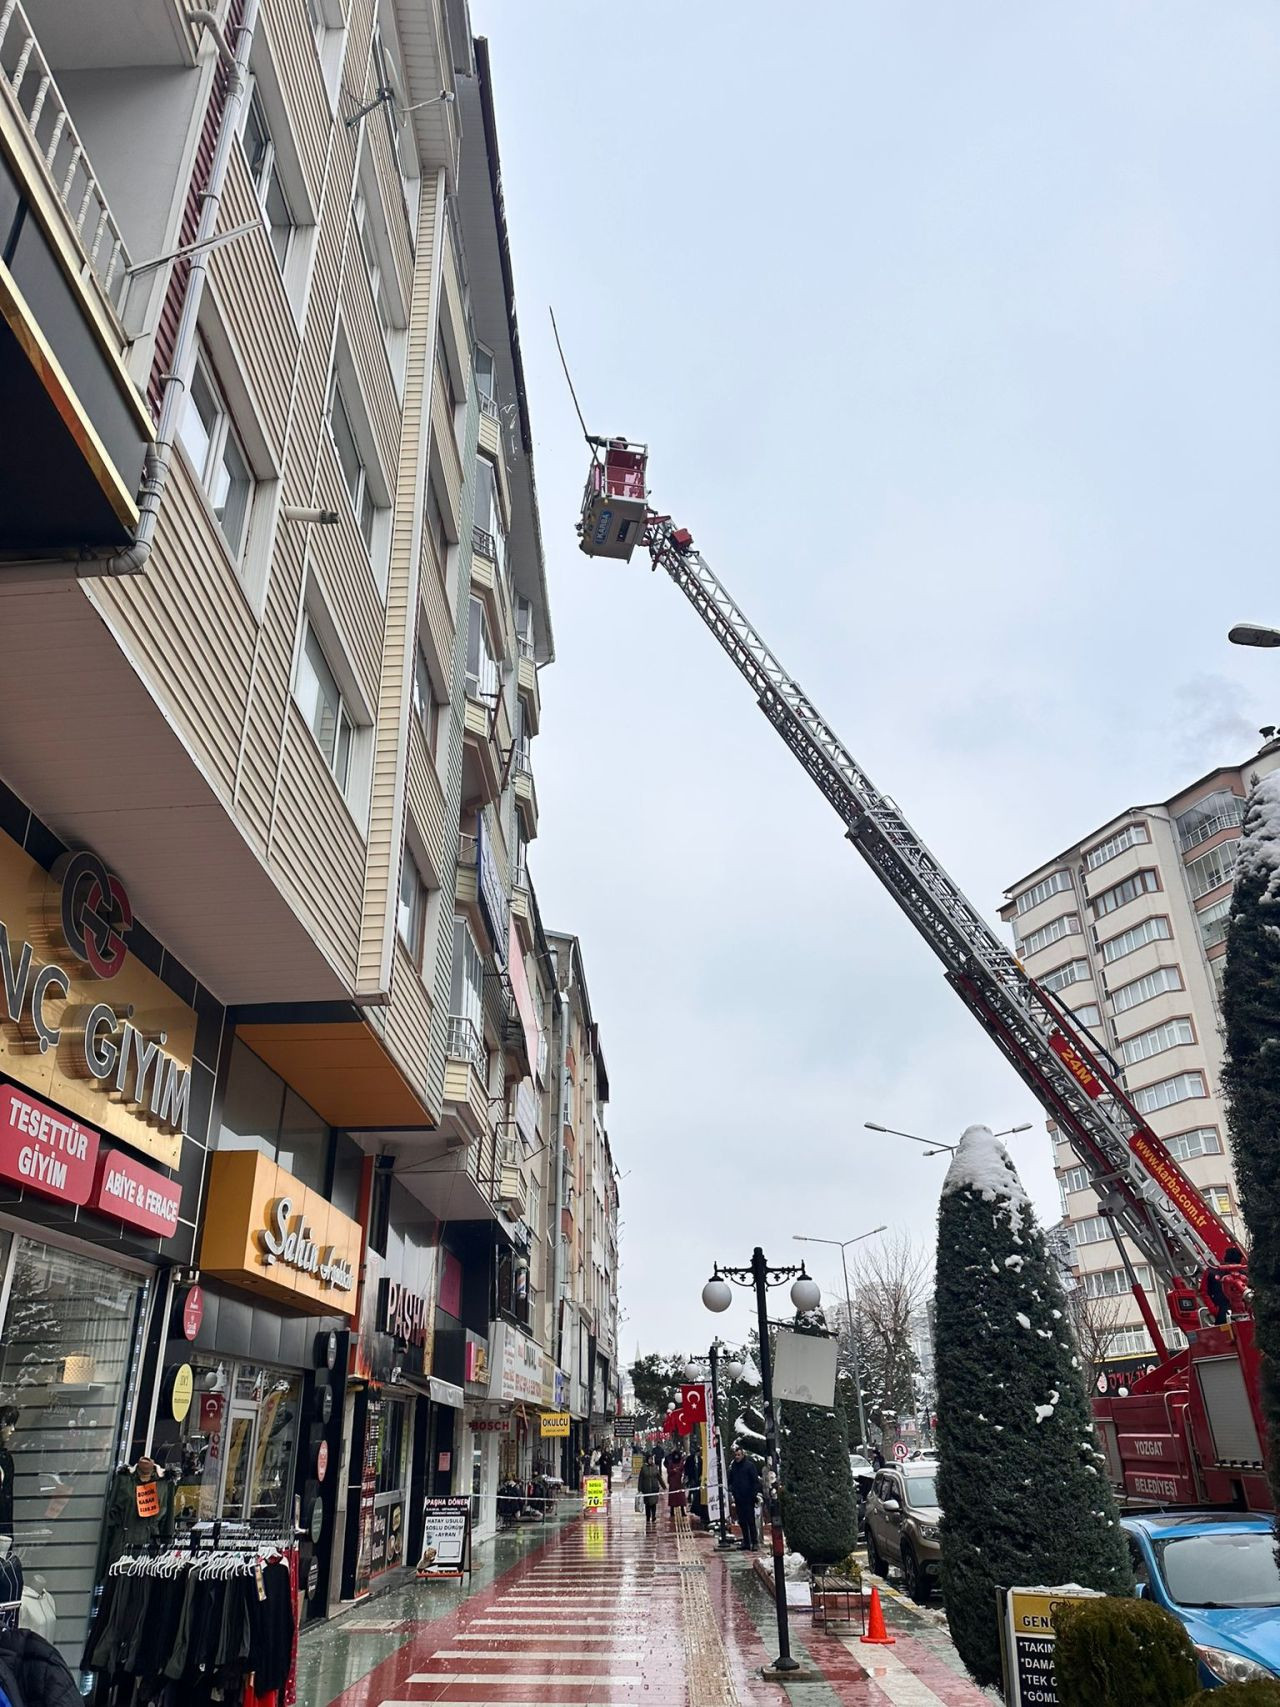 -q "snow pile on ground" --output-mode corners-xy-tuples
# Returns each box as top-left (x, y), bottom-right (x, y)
(942, 1125), (1031, 1239)
(1239, 770), (1280, 901)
